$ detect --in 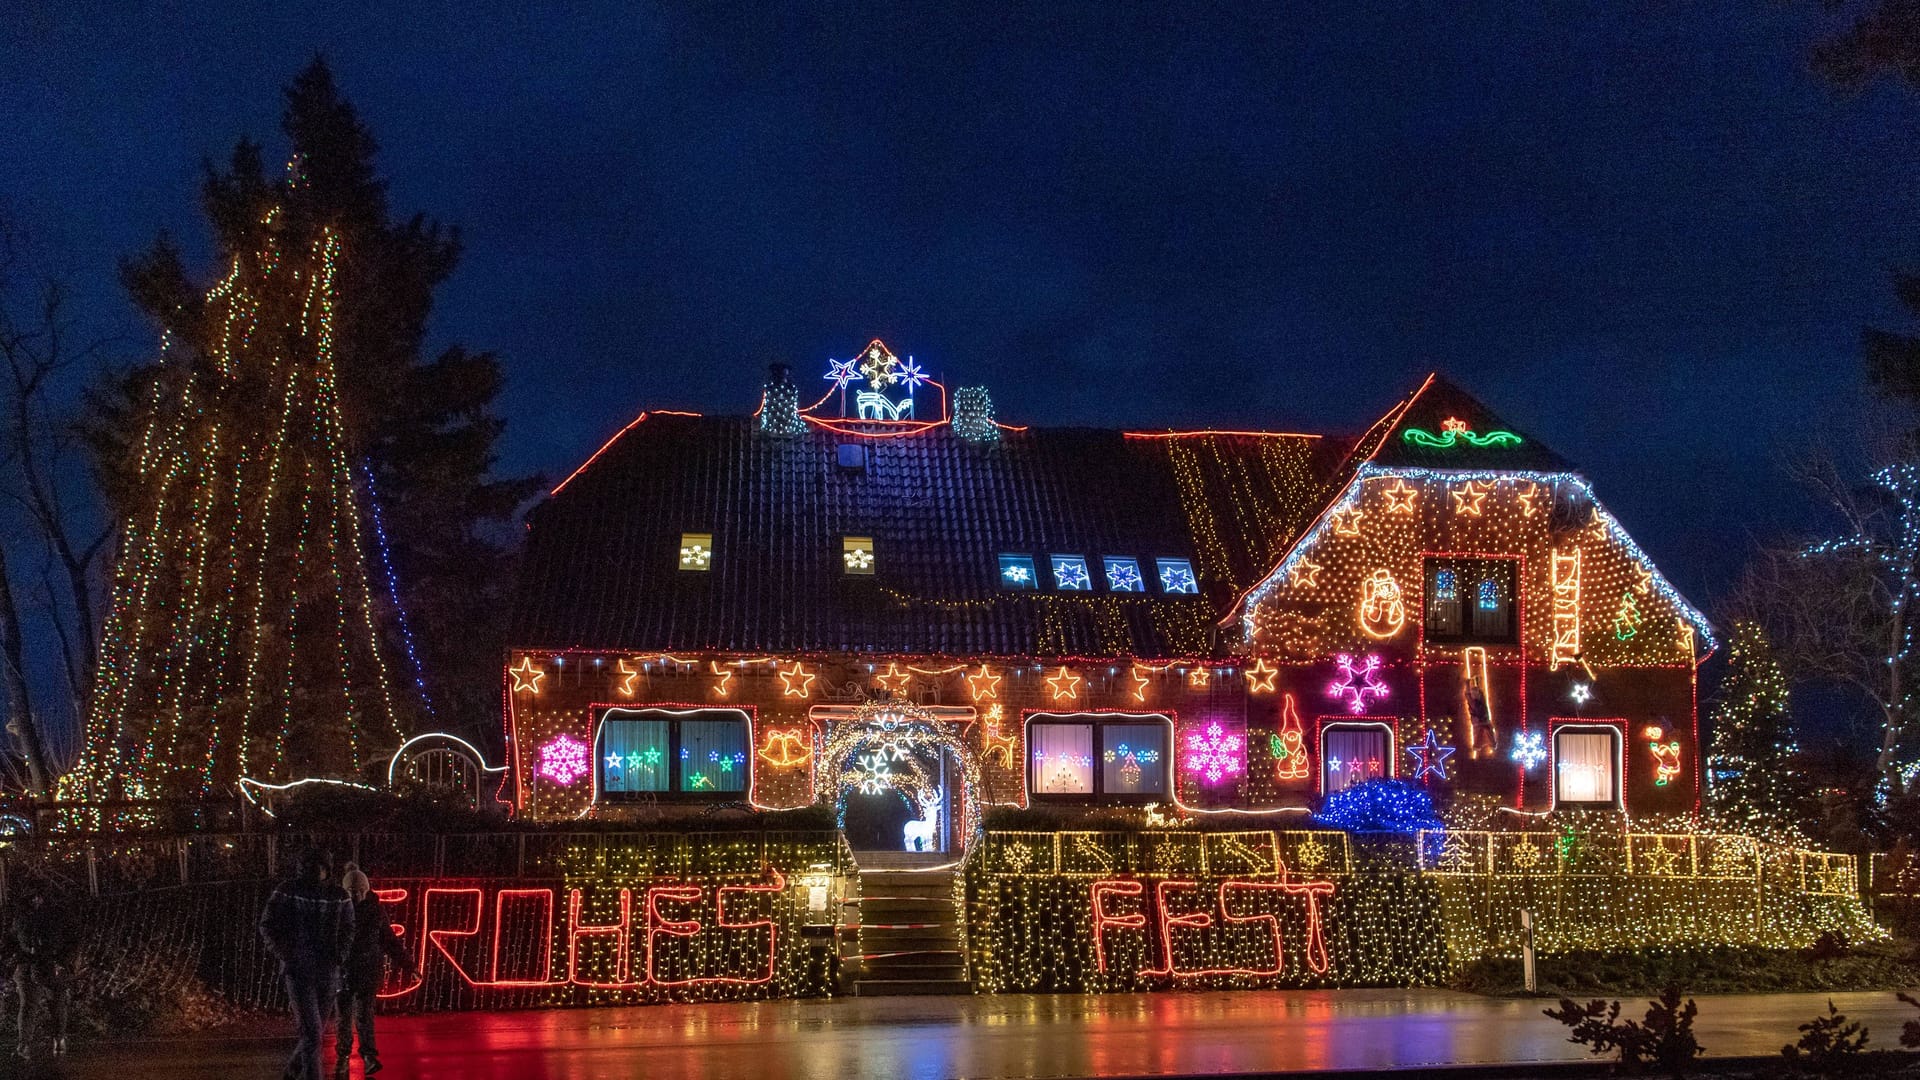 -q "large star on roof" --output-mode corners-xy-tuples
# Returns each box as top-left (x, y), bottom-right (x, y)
(1405, 728), (1456, 784)
(825, 356), (861, 389)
